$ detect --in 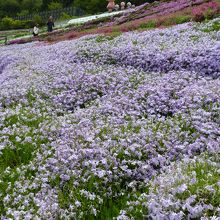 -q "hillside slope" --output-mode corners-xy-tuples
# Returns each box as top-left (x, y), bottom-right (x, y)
(5, 0), (220, 44)
(42, 0), (220, 43)
(0, 13), (220, 219)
